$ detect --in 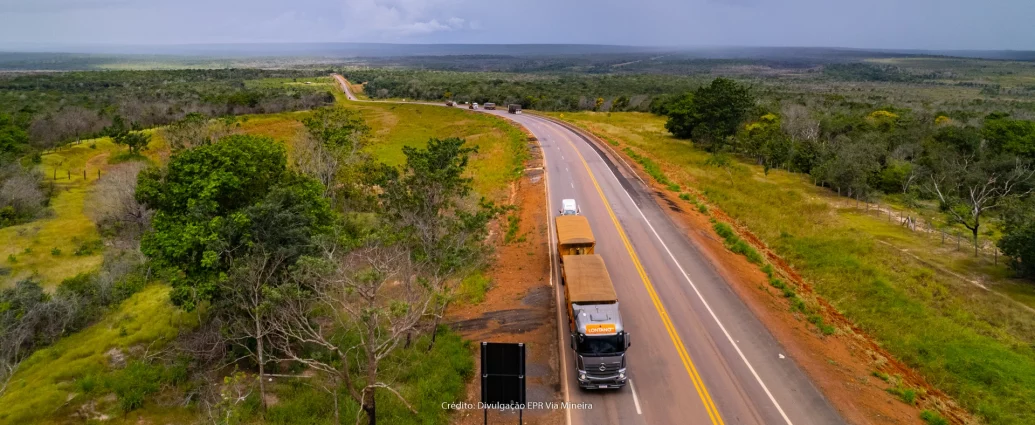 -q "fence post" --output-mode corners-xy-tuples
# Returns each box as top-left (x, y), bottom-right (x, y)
(67, 170), (70, 180)
(956, 232), (961, 251)
(83, 170), (86, 180)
